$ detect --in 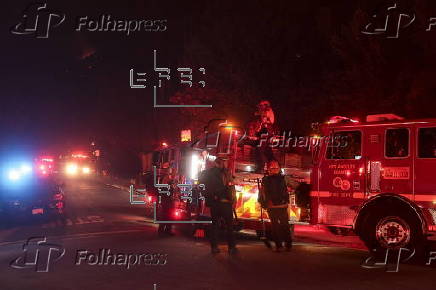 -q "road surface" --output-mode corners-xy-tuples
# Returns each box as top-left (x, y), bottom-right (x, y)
(0, 177), (435, 290)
